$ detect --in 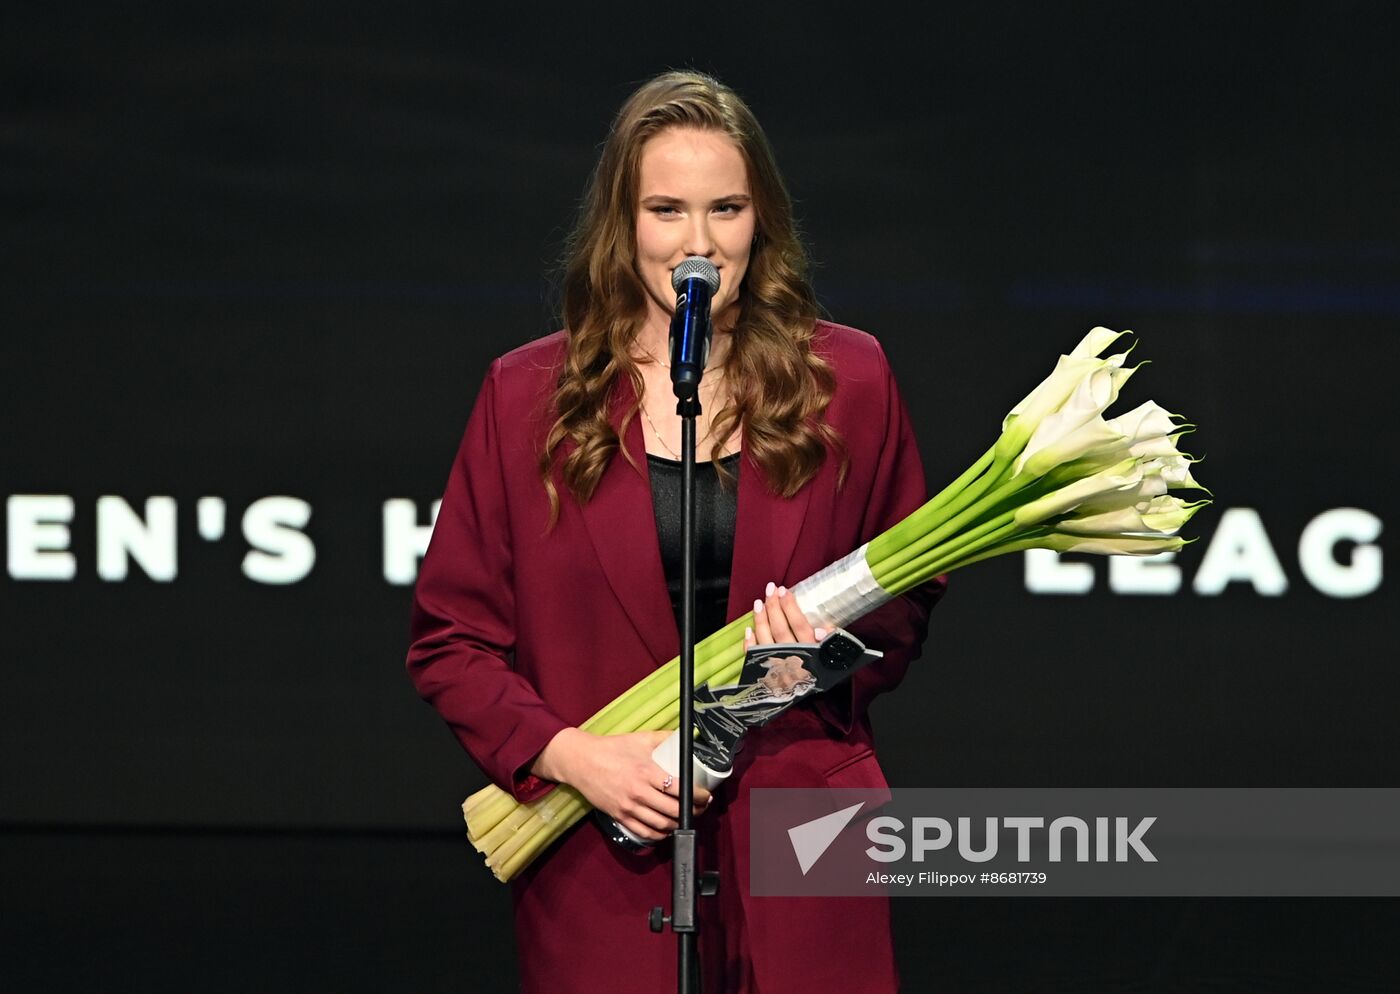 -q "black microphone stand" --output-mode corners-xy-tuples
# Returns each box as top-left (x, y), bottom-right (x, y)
(647, 362), (719, 994)
(646, 258), (722, 993)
